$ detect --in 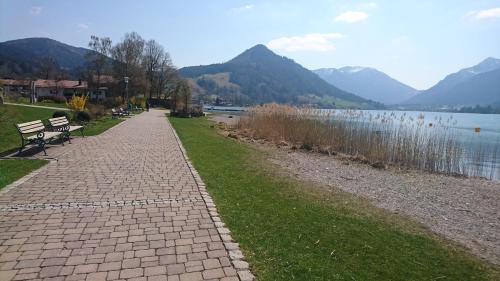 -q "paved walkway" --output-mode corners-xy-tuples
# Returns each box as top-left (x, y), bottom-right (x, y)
(0, 110), (252, 281)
